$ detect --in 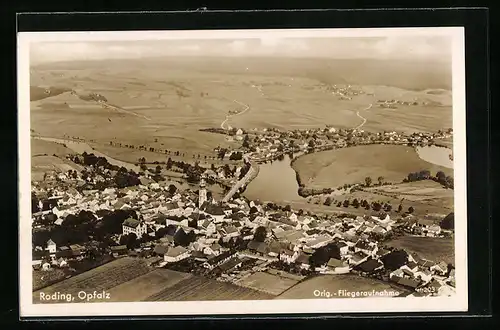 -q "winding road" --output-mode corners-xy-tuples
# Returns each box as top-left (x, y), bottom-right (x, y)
(354, 103), (373, 130)
(220, 100), (251, 130)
